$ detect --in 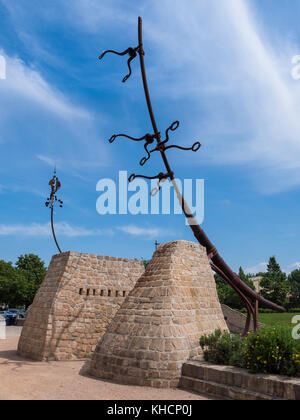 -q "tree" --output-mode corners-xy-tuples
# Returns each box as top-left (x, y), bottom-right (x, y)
(215, 267), (255, 310)
(260, 257), (290, 307)
(0, 255), (46, 309)
(0, 260), (30, 308)
(288, 269), (300, 307)
(15, 254), (46, 307)
(16, 254), (46, 285)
